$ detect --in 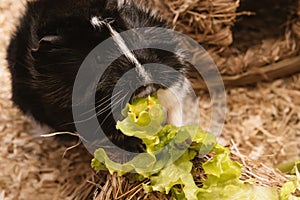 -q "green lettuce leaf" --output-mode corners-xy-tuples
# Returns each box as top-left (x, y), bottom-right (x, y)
(198, 182), (279, 200)
(91, 95), (289, 200)
(198, 144), (279, 199)
(280, 162), (300, 200)
(116, 95), (165, 153)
